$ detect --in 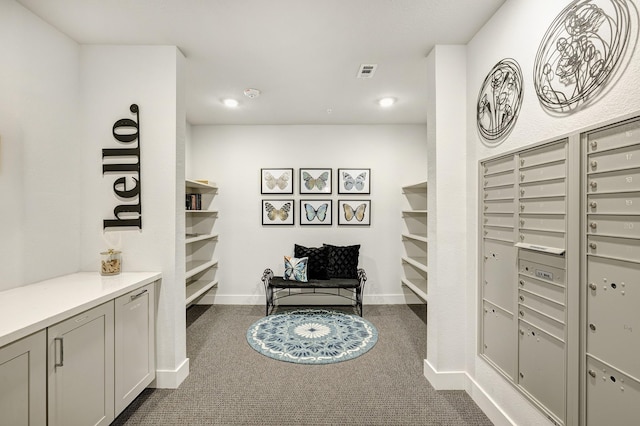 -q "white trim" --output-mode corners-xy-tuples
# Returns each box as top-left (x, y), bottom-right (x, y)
(423, 360), (516, 426)
(153, 357), (190, 389)
(203, 292), (424, 305)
